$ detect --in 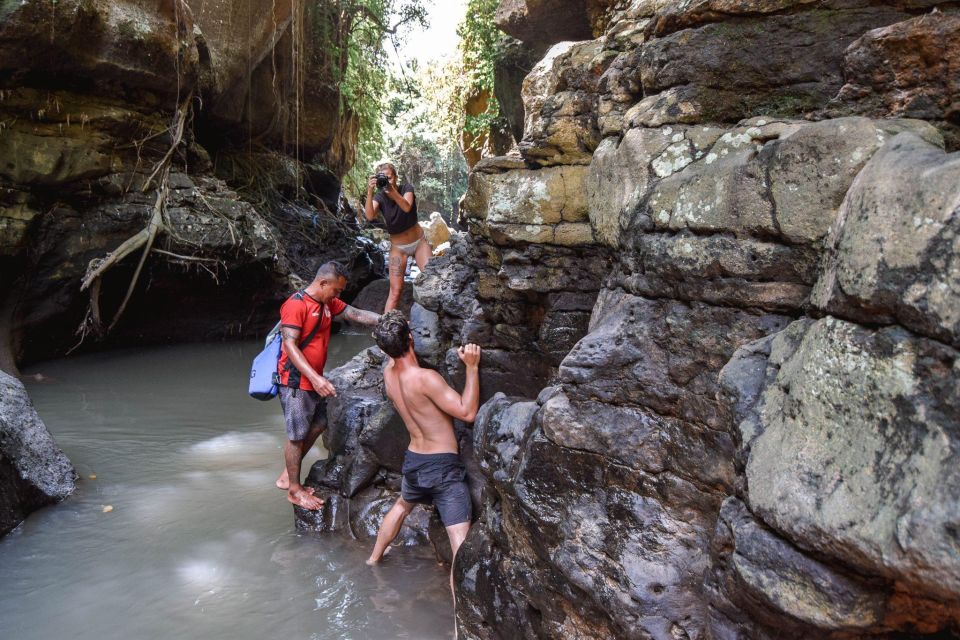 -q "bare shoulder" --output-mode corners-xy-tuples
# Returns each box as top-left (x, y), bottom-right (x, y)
(417, 368), (451, 391)
(382, 360), (397, 382)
